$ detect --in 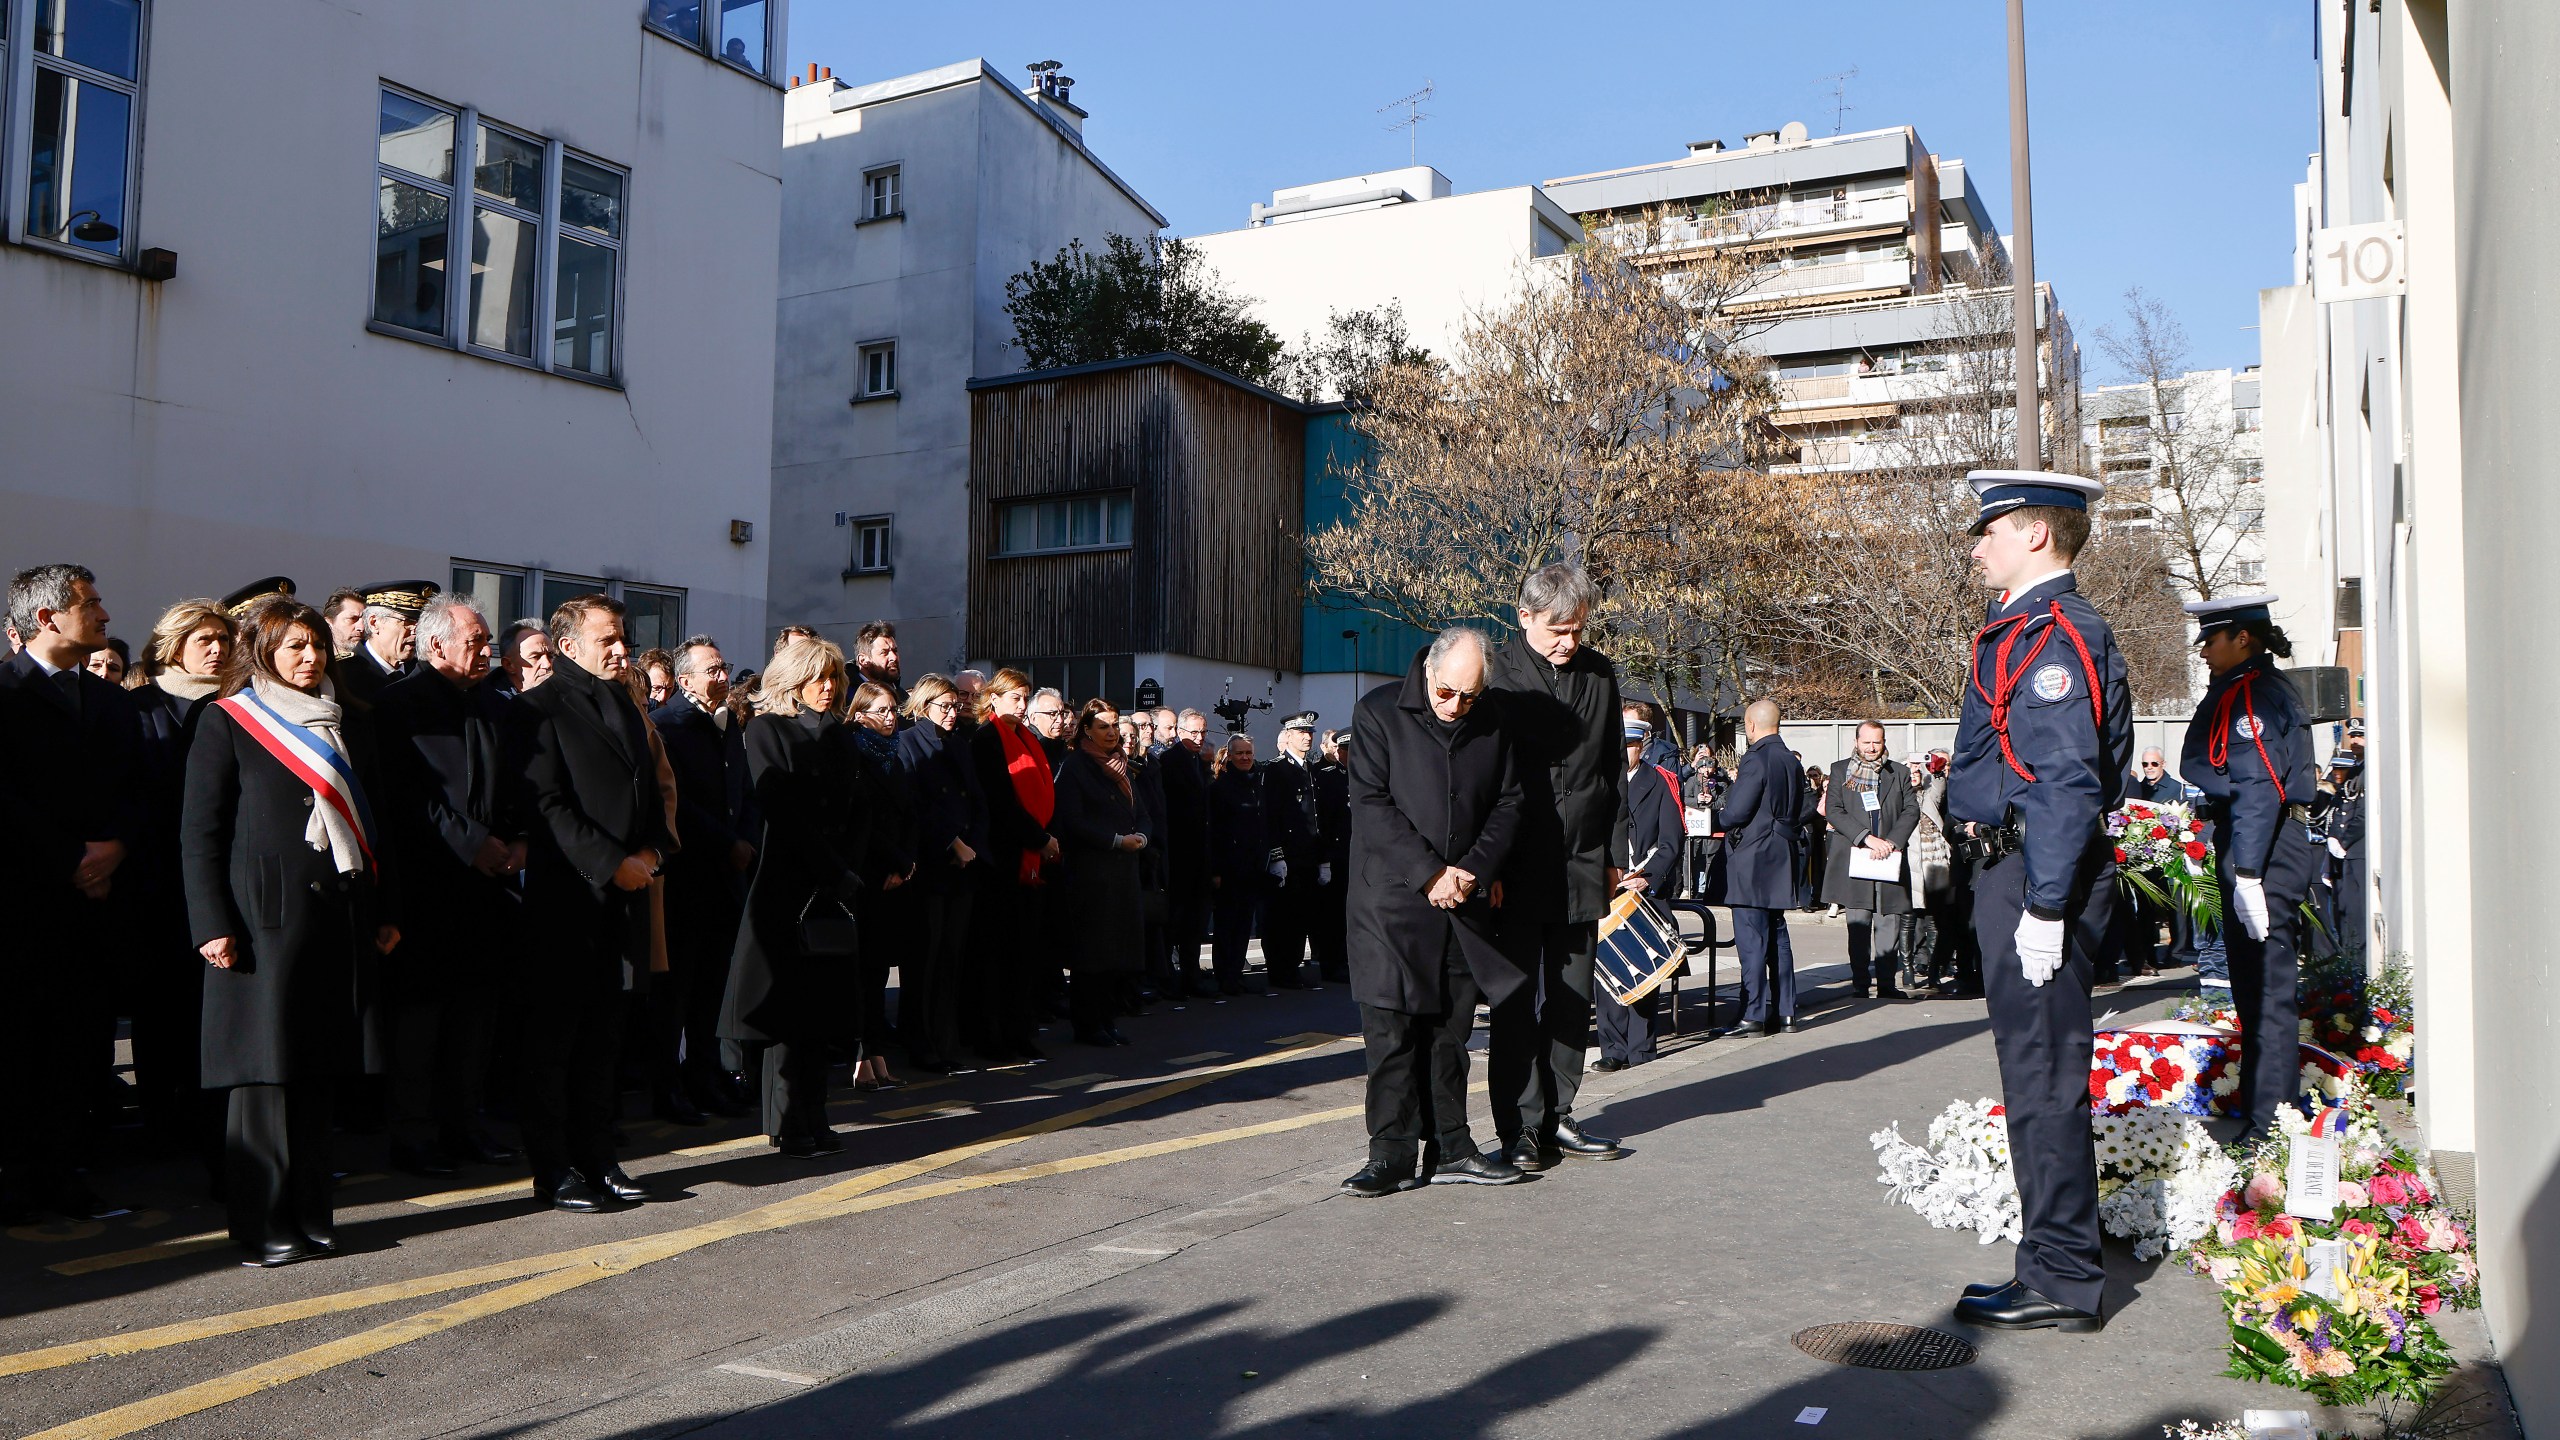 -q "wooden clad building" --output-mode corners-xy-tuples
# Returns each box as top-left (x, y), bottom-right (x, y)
(966, 354), (1306, 703)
